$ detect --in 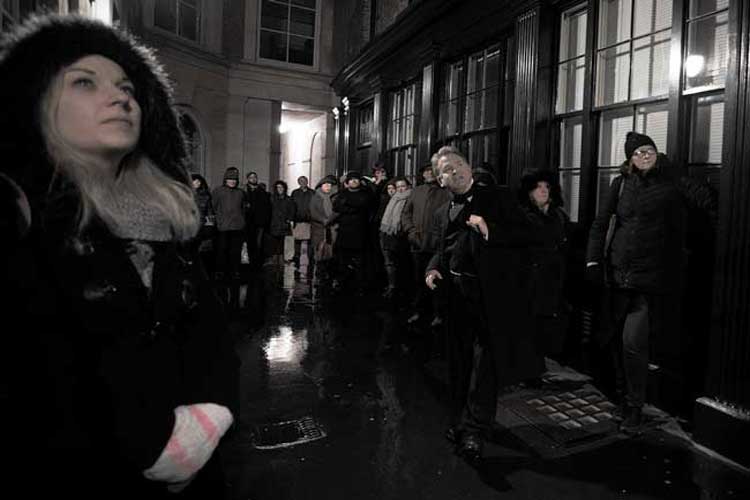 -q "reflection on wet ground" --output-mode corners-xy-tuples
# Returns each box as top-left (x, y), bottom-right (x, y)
(221, 262), (750, 500)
